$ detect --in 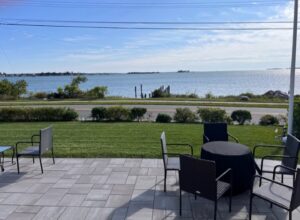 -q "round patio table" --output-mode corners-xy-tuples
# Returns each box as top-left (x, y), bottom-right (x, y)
(201, 141), (255, 195)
